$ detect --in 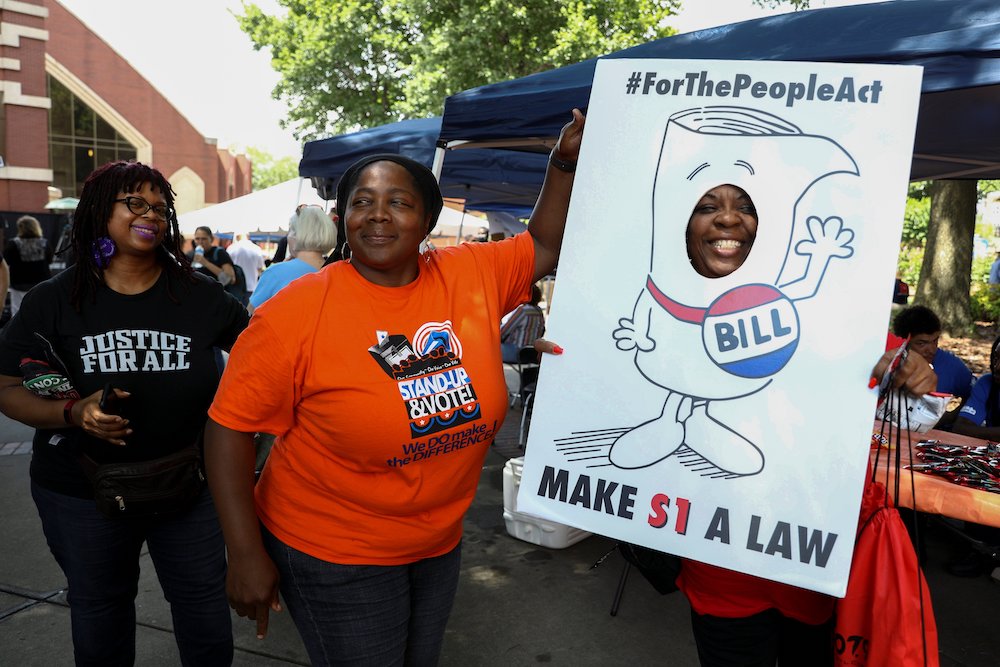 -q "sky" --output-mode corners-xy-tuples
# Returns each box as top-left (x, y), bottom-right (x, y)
(57, 0), (881, 160)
